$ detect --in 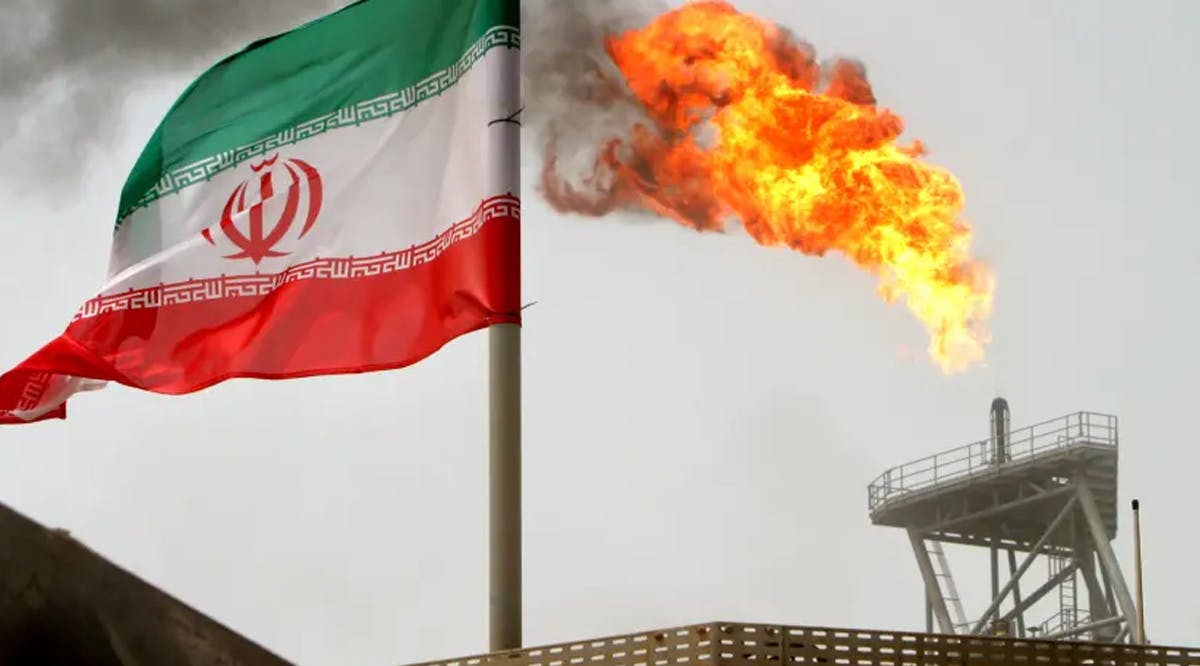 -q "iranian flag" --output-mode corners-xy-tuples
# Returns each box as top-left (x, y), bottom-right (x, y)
(0, 0), (521, 424)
